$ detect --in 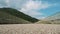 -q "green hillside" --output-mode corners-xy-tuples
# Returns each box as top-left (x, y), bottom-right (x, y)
(0, 8), (39, 24)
